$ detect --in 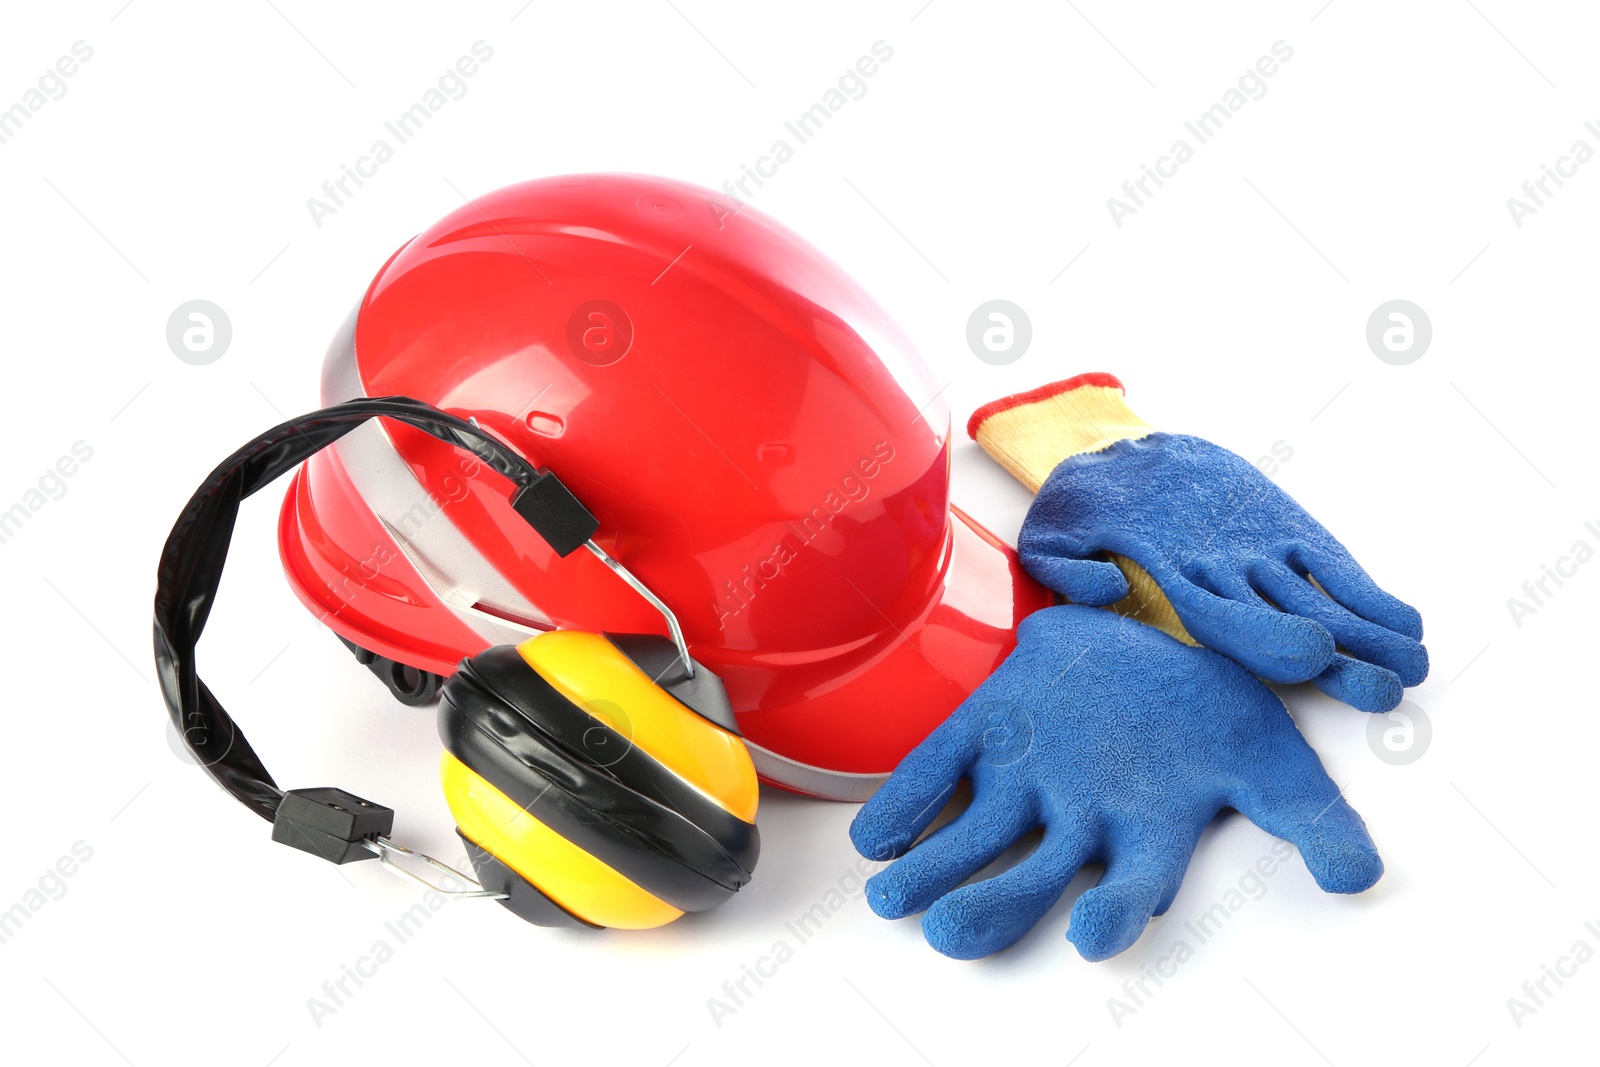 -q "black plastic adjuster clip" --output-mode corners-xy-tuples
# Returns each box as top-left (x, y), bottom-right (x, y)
(272, 787), (394, 865)
(509, 468), (600, 557)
